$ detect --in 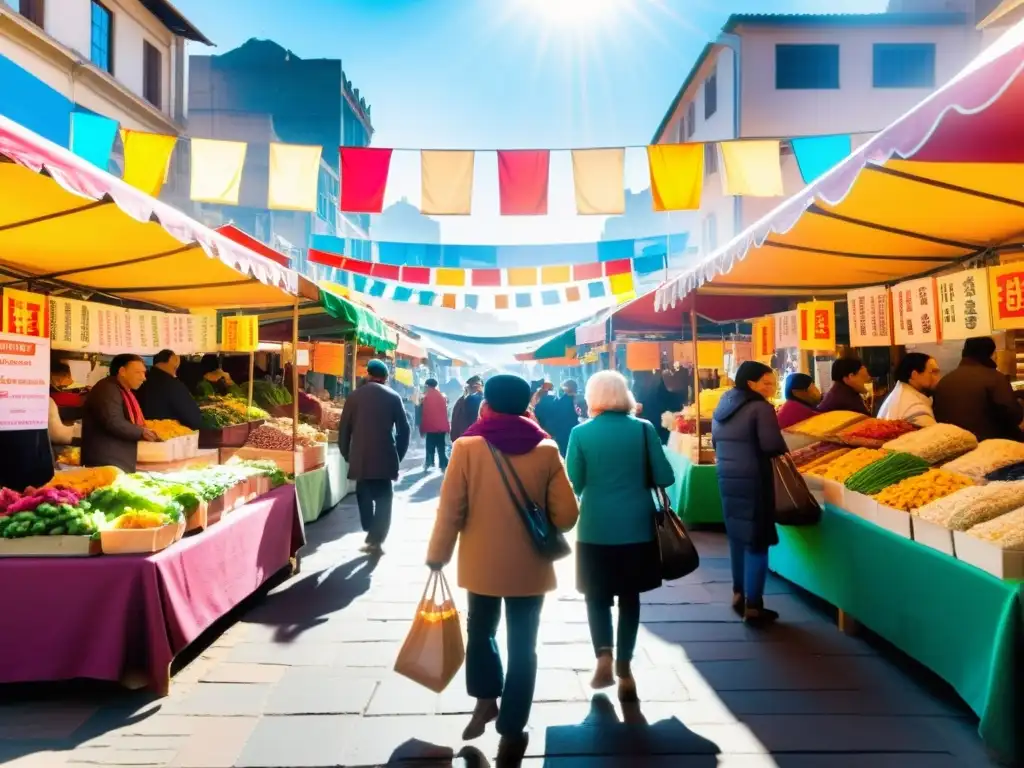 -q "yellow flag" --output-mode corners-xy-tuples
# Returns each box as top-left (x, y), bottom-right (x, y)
(268, 143), (322, 212)
(190, 139), (248, 205)
(720, 140), (784, 197)
(609, 272), (634, 296)
(421, 150), (474, 215)
(508, 268), (538, 287)
(647, 144), (703, 211)
(434, 268), (466, 287)
(121, 130), (176, 197)
(541, 265), (571, 285)
(571, 148), (625, 215)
